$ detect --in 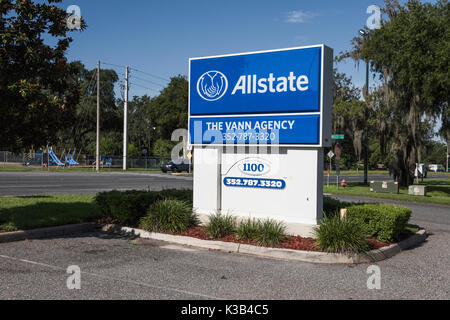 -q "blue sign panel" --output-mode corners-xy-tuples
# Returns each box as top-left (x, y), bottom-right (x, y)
(189, 45), (332, 146)
(224, 177), (286, 190)
(190, 114), (320, 145)
(190, 47), (321, 116)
